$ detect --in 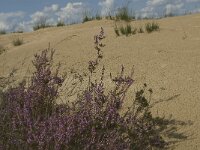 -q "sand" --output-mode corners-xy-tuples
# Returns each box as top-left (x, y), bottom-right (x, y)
(1, 13), (200, 149)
